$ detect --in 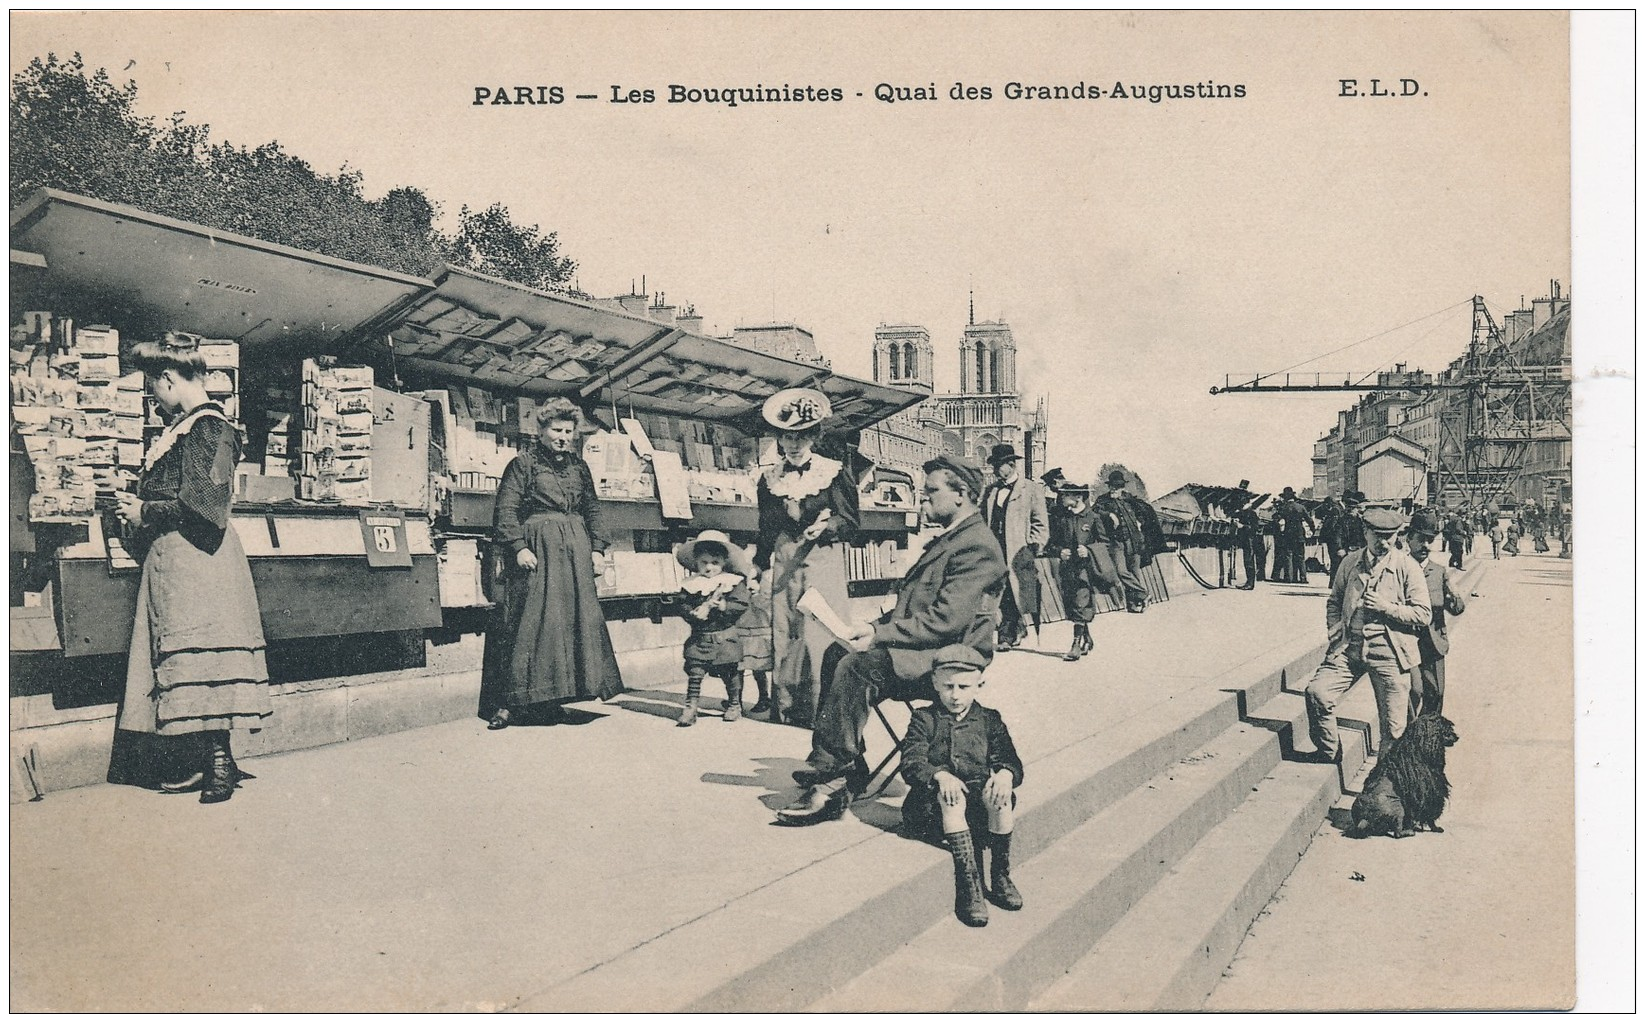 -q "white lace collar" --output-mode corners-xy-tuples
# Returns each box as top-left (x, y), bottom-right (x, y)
(681, 572), (745, 596)
(761, 454), (843, 501)
(142, 402), (228, 473)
